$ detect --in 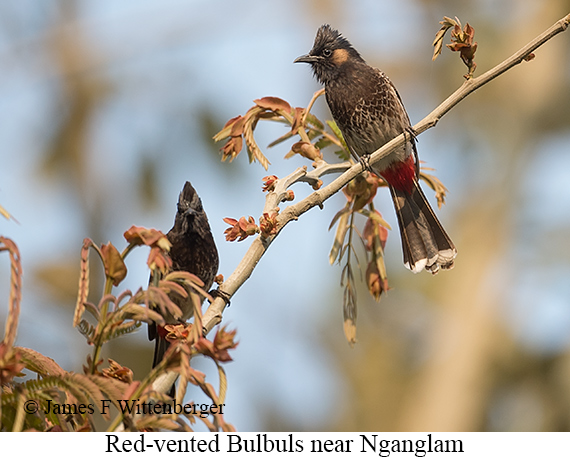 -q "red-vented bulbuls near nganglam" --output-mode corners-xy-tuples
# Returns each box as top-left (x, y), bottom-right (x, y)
(295, 25), (456, 273)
